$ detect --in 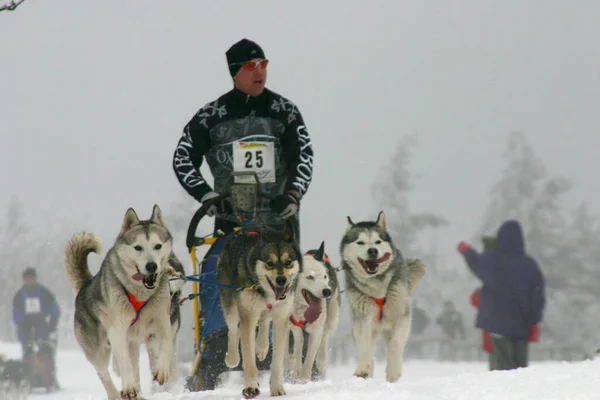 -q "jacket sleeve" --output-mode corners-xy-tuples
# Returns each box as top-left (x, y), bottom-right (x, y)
(172, 109), (215, 202)
(462, 249), (493, 284)
(279, 103), (314, 199)
(12, 290), (24, 325)
(529, 259), (546, 324)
